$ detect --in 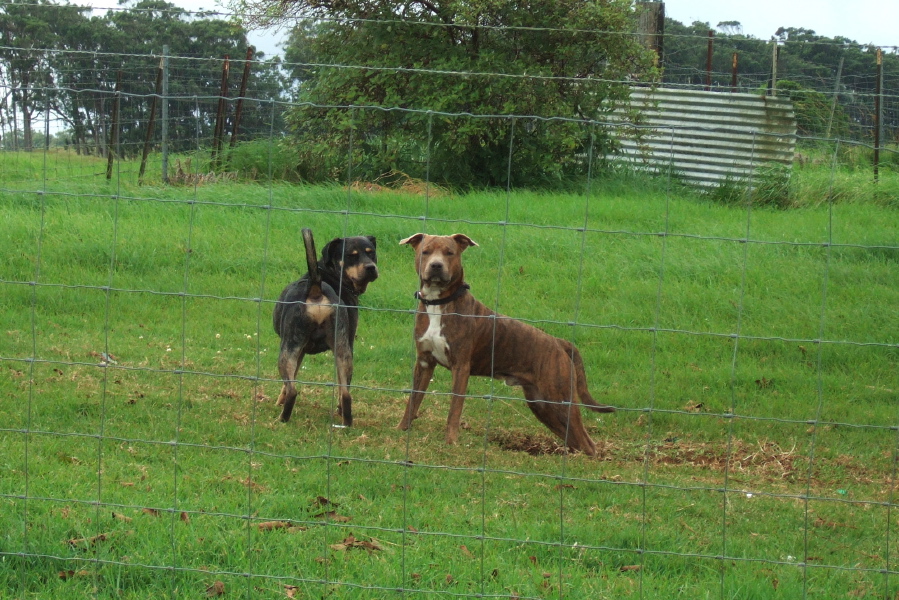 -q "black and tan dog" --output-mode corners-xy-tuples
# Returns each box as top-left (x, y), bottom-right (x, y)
(273, 229), (378, 426)
(397, 233), (614, 456)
